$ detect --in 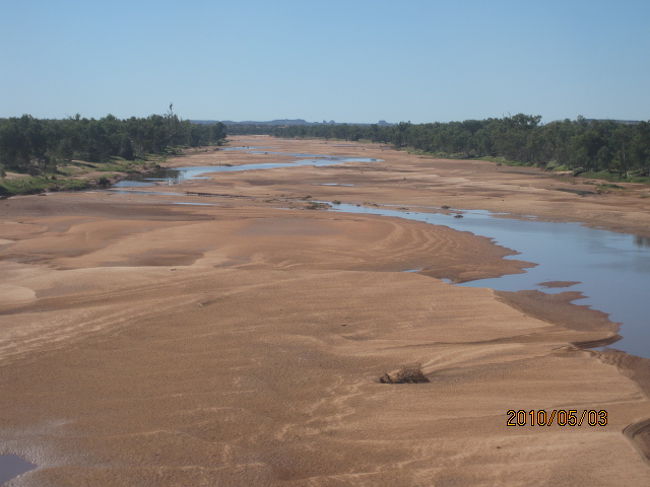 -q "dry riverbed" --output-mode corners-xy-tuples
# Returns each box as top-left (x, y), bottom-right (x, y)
(1, 136), (650, 486)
